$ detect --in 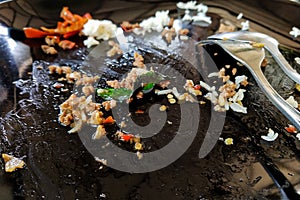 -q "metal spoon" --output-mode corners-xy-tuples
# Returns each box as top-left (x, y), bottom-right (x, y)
(208, 31), (300, 84)
(199, 39), (300, 130)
